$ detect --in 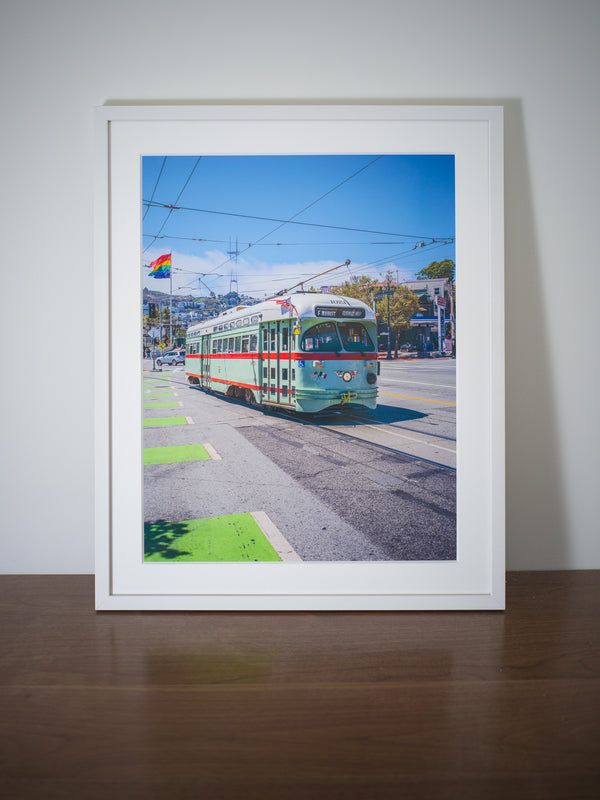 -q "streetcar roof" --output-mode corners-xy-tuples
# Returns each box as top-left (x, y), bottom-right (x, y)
(186, 292), (376, 335)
